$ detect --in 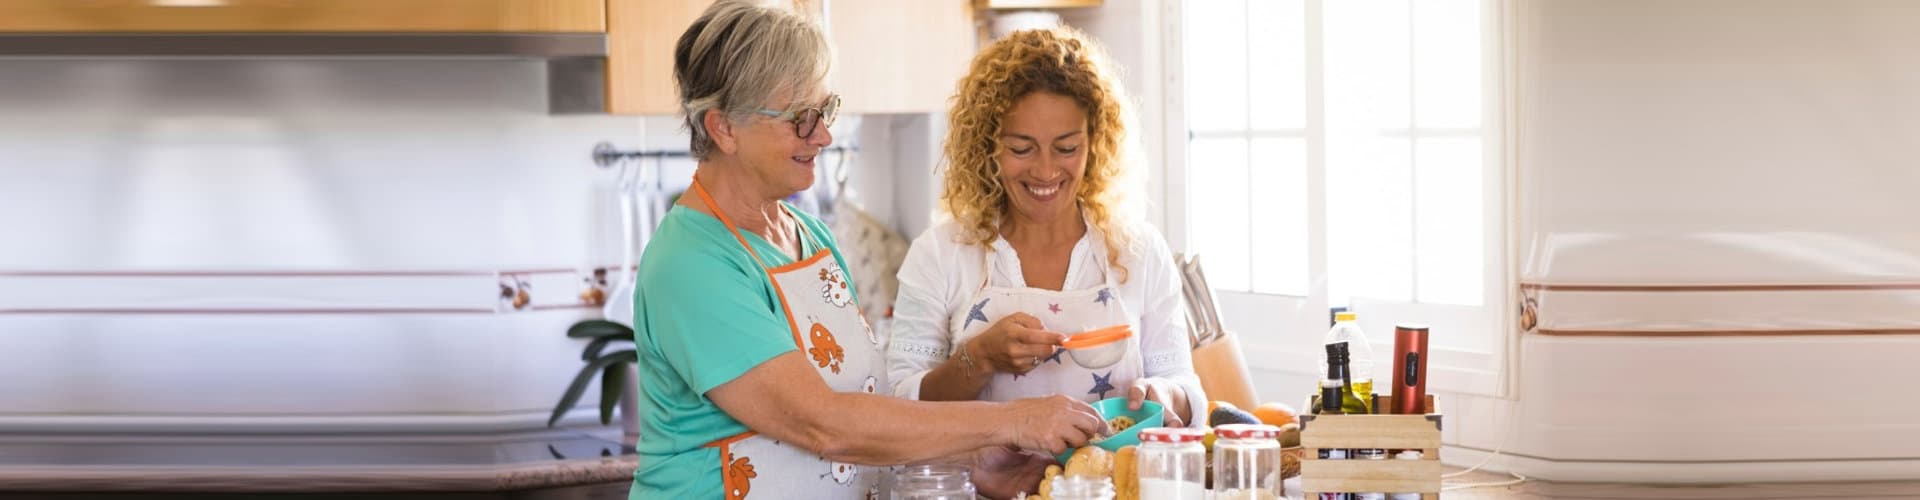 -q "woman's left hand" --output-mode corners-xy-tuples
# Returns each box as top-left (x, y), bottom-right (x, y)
(1125, 377), (1192, 428)
(966, 445), (1054, 500)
